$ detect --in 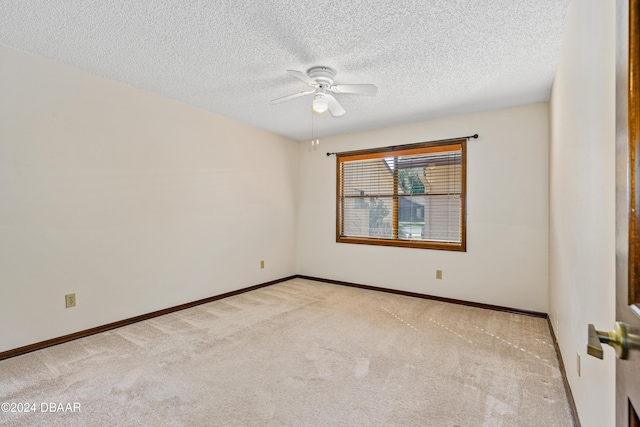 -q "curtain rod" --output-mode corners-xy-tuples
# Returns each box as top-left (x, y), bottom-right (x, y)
(325, 134), (479, 157)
